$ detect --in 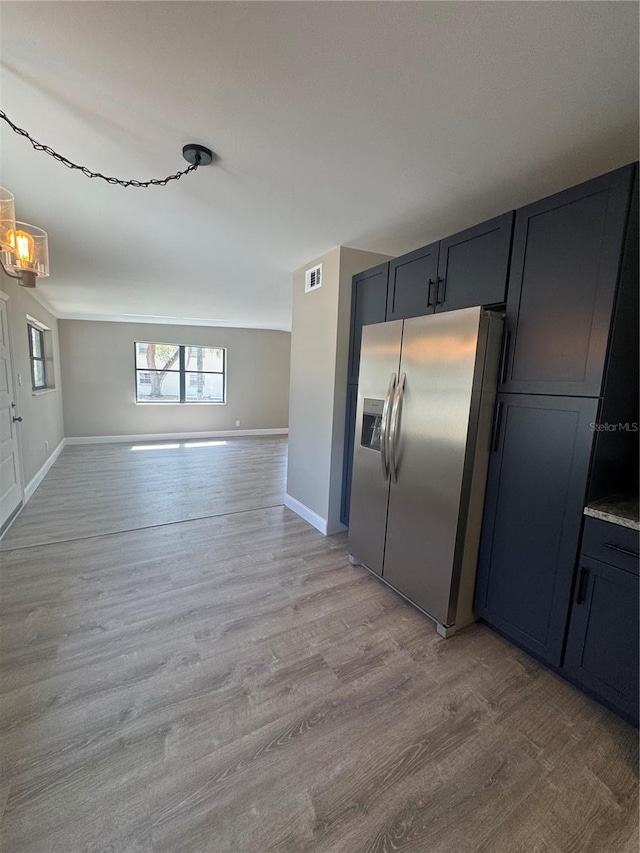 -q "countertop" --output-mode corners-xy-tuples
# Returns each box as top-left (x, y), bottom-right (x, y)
(584, 492), (640, 531)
